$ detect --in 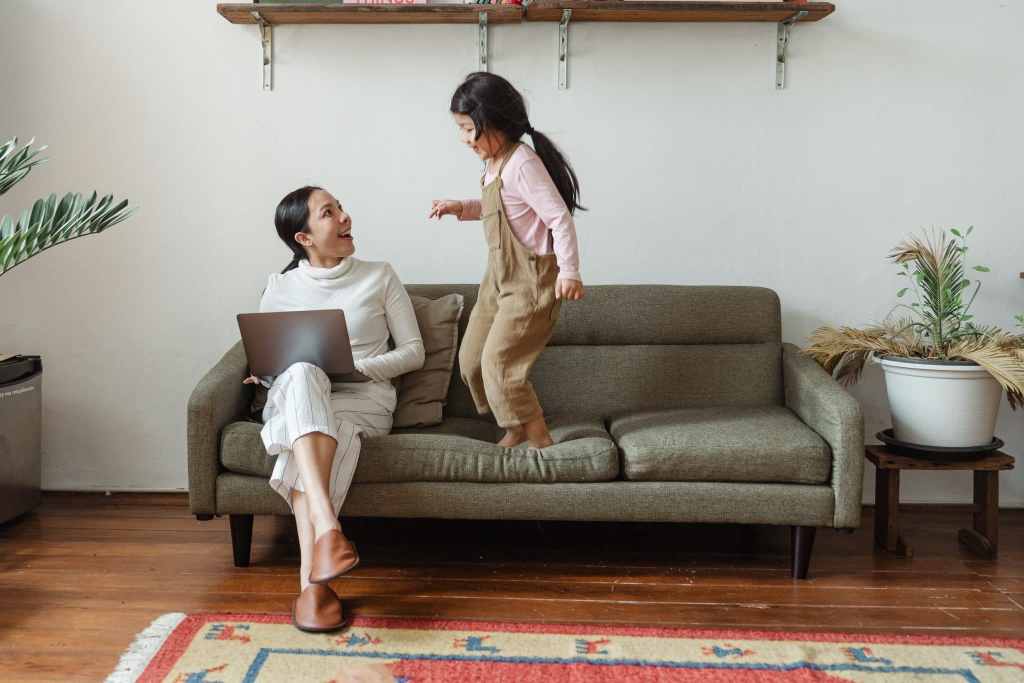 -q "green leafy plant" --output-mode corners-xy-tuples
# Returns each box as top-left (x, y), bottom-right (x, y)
(804, 228), (1024, 408)
(0, 137), (134, 279)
